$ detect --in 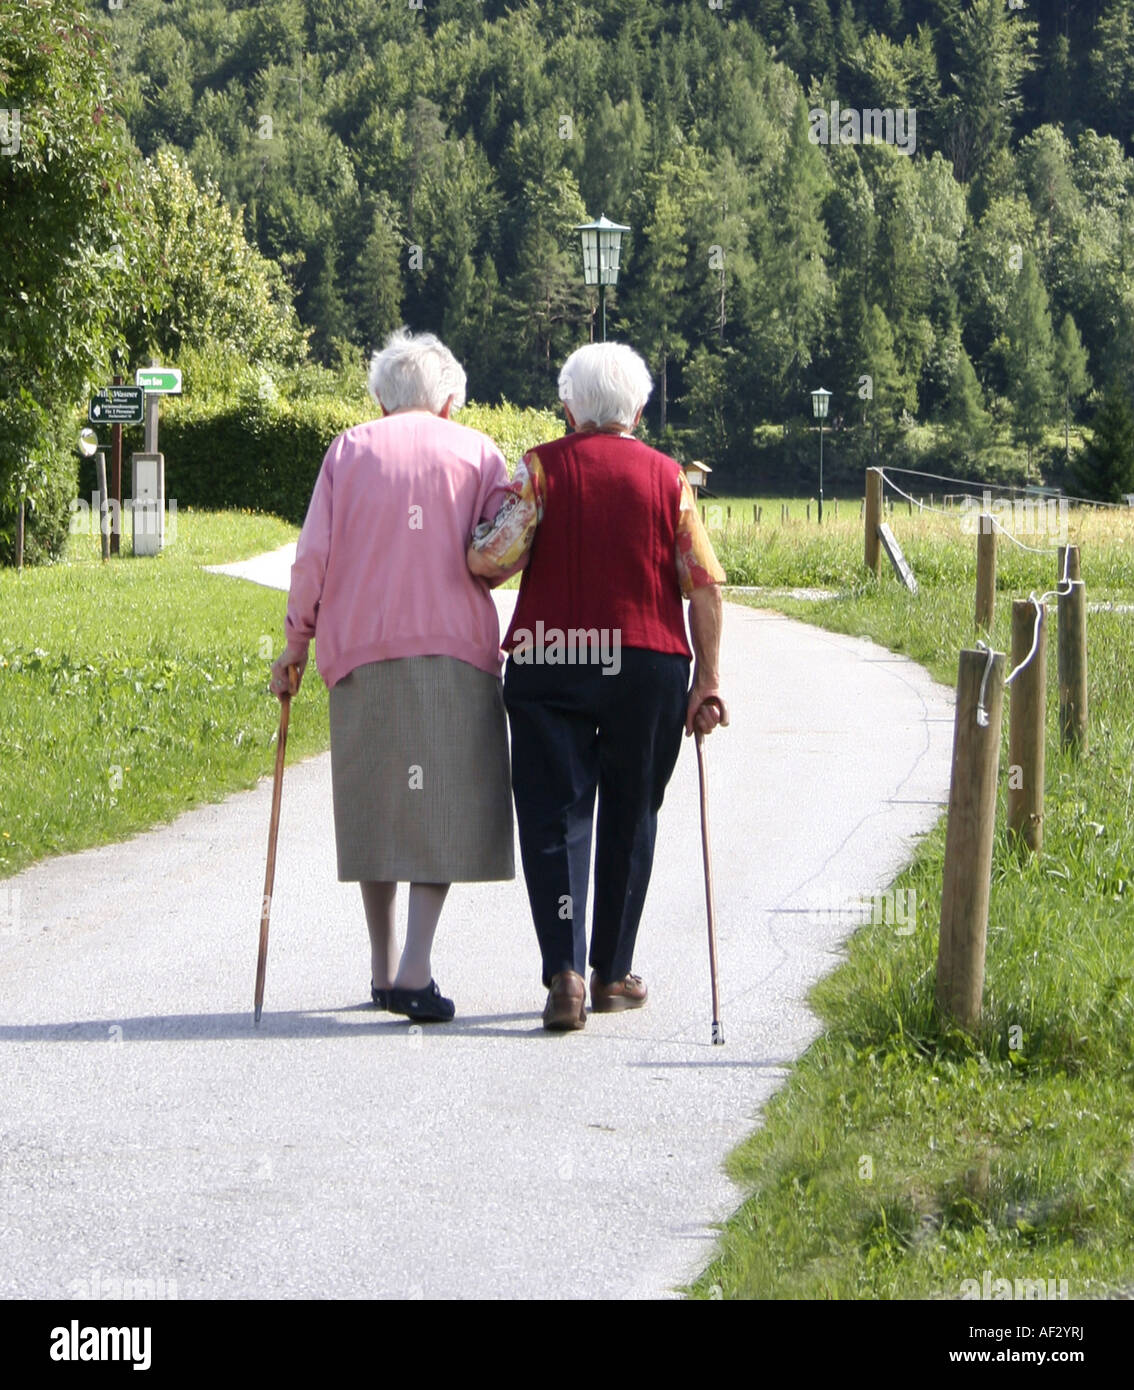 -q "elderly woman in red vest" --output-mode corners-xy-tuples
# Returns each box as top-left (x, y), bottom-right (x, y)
(468, 342), (728, 1031)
